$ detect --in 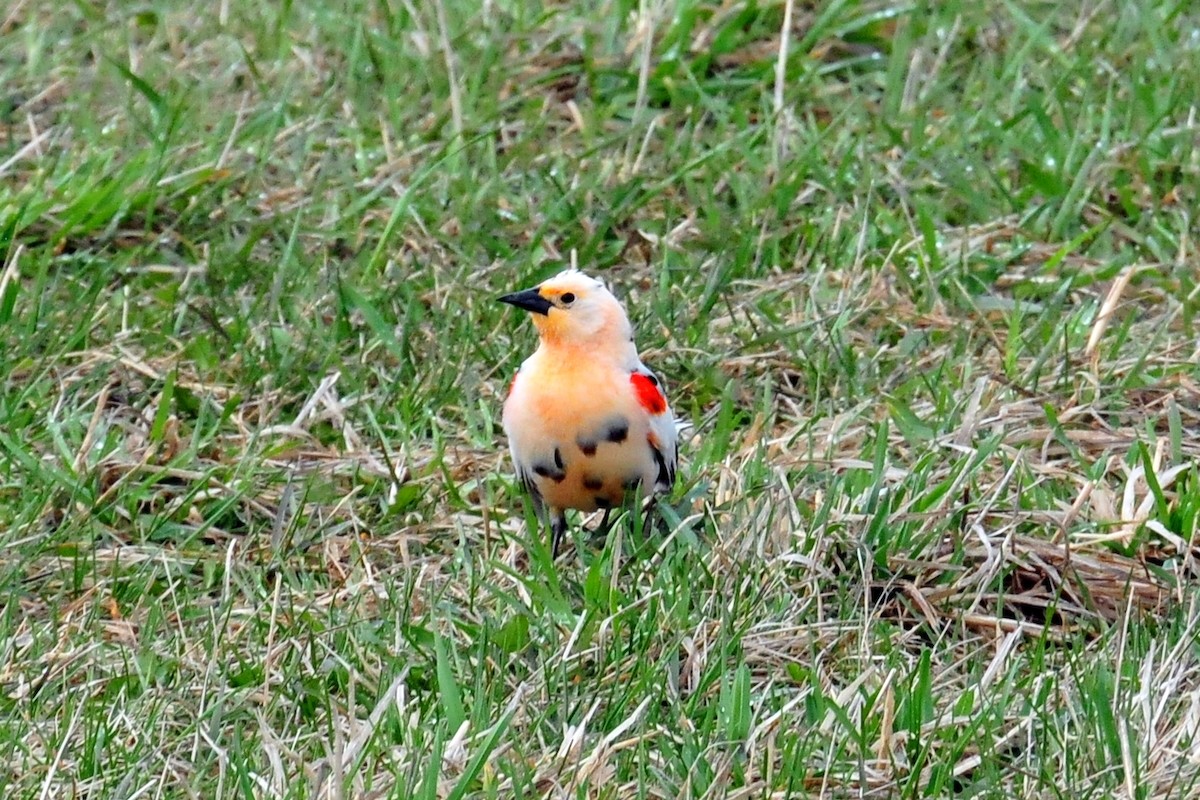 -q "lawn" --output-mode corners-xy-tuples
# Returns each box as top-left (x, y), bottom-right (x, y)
(3, 0), (1200, 797)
